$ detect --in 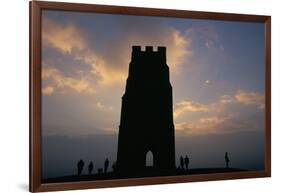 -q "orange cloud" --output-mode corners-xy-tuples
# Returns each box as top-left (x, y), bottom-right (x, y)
(96, 102), (113, 111)
(42, 66), (95, 95)
(175, 114), (253, 136)
(42, 86), (55, 95)
(101, 127), (118, 134)
(42, 16), (196, 94)
(168, 28), (192, 72)
(173, 100), (209, 118)
(218, 91), (264, 110)
(42, 18), (87, 54)
(175, 115), (230, 135)
(174, 90), (265, 136)
(42, 18), (127, 88)
(42, 18), (195, 93)
(174, 89), (264, 120)
(80, 50), (127, 87)
(220, 95), (233, 104)
(125, 27), (193, 73)
(235, 90), (265, 109)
